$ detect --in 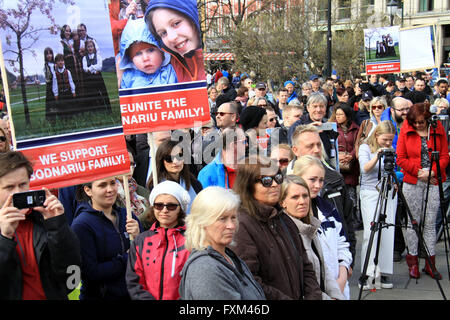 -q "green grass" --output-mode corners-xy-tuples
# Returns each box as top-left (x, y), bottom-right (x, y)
(9, 72), (122, 141)
(365, 46), (400, 63)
